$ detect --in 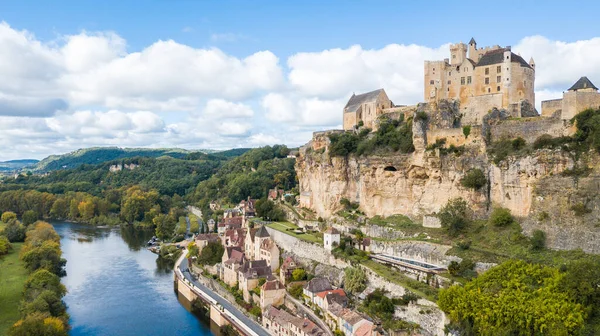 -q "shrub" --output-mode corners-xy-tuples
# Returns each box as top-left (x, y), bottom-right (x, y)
(455, 240), (471, 250)
(462, 125), (471, 138)
(448, 259), (476, 278)
(289, 283), (304, 299)
(511, 137), (526, 150)
(0, 235), (11, 256)
(571, 203), (591, 216)
(572, 108), (600, 152)
(489, 207), (514, 227)
(329, 132), (360, 156)
(358, 127), (371, 138)
(460, 169), (486, 190)
(438, 198), (471, 236)
(344, 267), (367, 294)
(415, 111), (429, 121)
(537, 211), (550, 221)
(530, 230), (546, 250)
(357, 120), (364, 127)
